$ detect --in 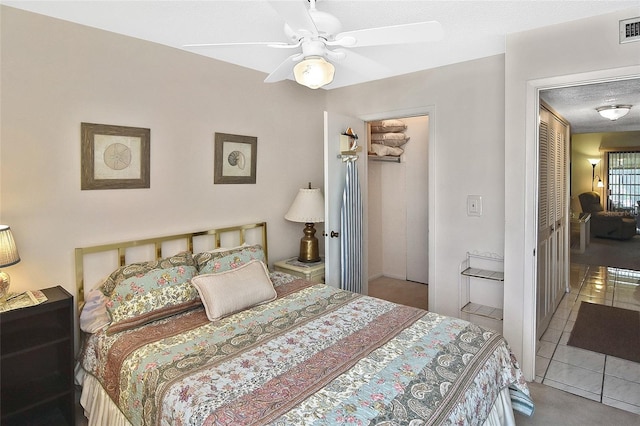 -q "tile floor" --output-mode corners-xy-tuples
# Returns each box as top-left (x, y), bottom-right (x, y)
(536, 262), (640, 415)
